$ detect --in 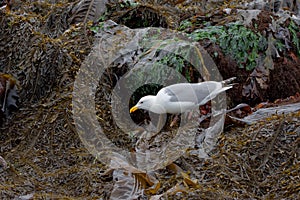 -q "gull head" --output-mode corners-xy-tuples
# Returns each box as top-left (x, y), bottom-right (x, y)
(130, 95), (156, 113)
